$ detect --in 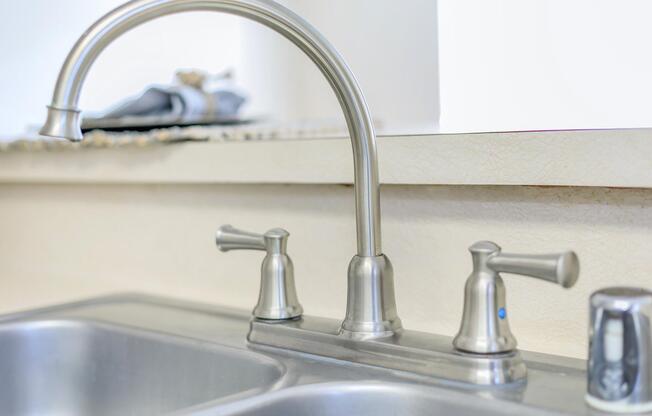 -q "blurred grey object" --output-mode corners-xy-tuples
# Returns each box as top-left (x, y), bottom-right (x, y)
(82, 69), (248, 131)
(4, 119), (349, 153)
